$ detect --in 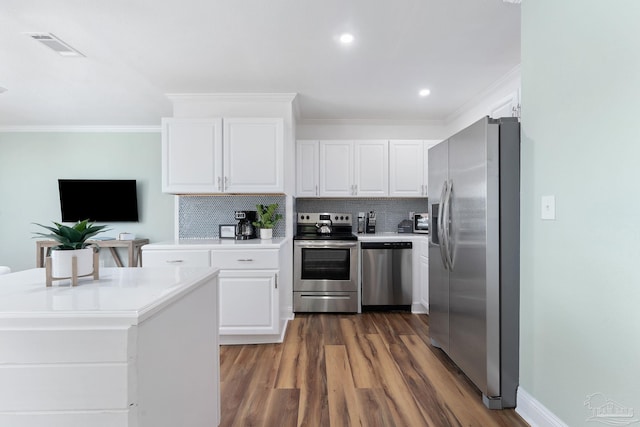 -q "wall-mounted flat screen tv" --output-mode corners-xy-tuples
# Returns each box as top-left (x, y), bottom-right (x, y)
(58, 179), (139, 222)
